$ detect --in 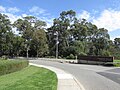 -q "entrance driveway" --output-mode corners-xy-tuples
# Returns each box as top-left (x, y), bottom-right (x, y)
(30, 59), (120, 90)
